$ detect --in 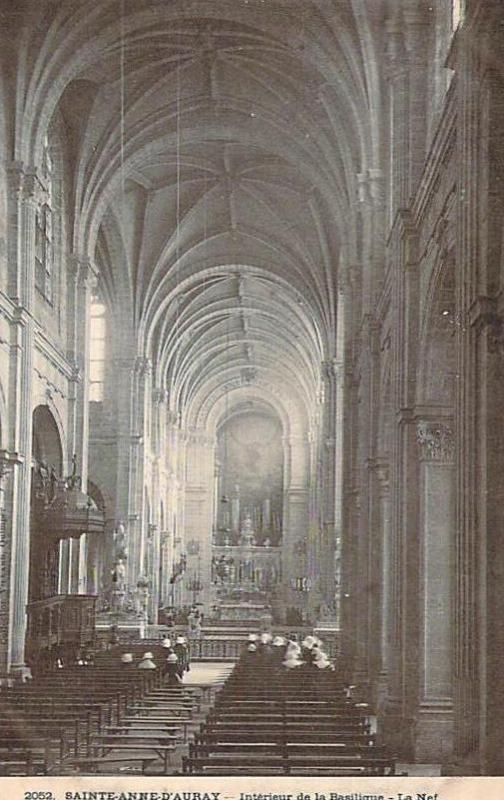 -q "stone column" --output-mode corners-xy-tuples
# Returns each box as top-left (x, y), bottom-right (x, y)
(159, 531), (172, 607)
(415, 420), (455, 761)
(380, 211), (421, 760)
(77, 534), (87, 594)
(114, 356), (150, 591)
(339, 264), (360, 675)
(403, 5), (430, 198)
(451, 6), (504, 773)
(282, 433), (310, 616)
(0, 452), (16, 674)
(67, 255), (95, 488)
(376, 460), (391, 710)
(132, 357), (151, 587)
(385, 15), (409, 217)
(146, 523), (159, 623)
(319, 360), (338, 614)
(58, 539), (70, 594)
(352, 320), (381, 691)
(85, 532), (100, 595)
(184, 431), (214, 614)
(6, 166), (41, 674)
(69, 538), (80, 594)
